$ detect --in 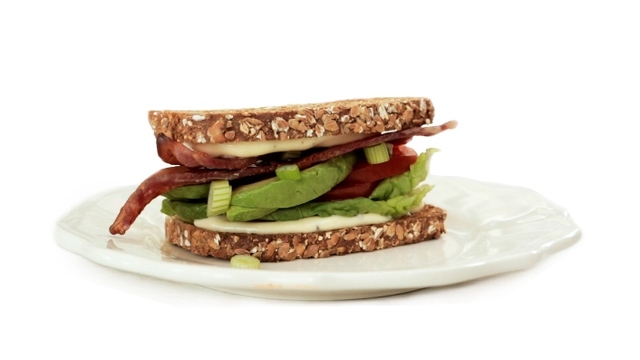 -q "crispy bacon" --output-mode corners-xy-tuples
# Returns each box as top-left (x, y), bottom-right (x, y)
(109, 164), (277, 235)
(156, 134), (258, 169)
